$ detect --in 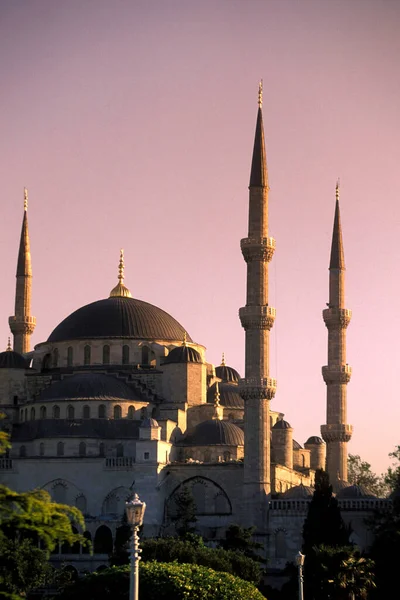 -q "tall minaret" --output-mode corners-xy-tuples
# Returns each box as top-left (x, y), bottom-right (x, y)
(321, 183), (352, 484)
(9, 188), (36, 354)
(239, 82), (277, 527)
